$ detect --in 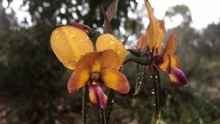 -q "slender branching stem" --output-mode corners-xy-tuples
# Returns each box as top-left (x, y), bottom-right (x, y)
(150, 64), (162, 124)
(81, 85), (88, 124)
(124, 56), (150, 65)
(100, 109), (107, 124)
(148, 53), (161, 124)
(106, 89), (115, 123)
